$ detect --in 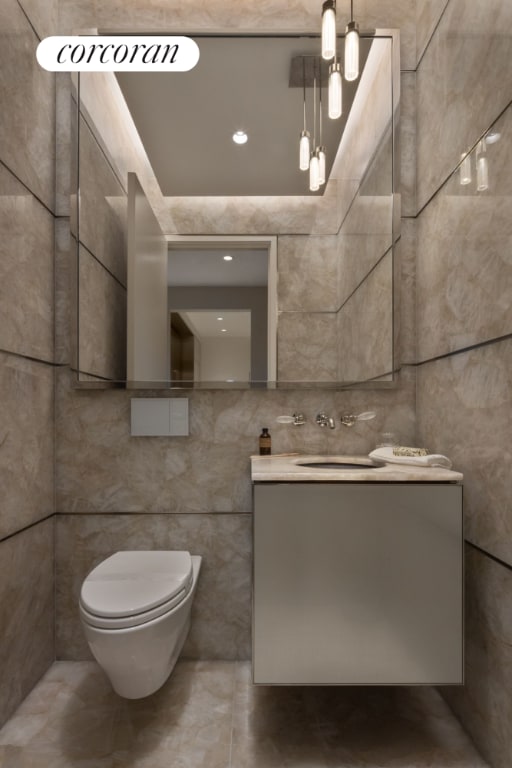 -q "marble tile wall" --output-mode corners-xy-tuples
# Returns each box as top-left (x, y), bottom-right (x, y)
(415, 1), (512, 765)
(0, 0), (57, 729)
(0, 519), (55, 729)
